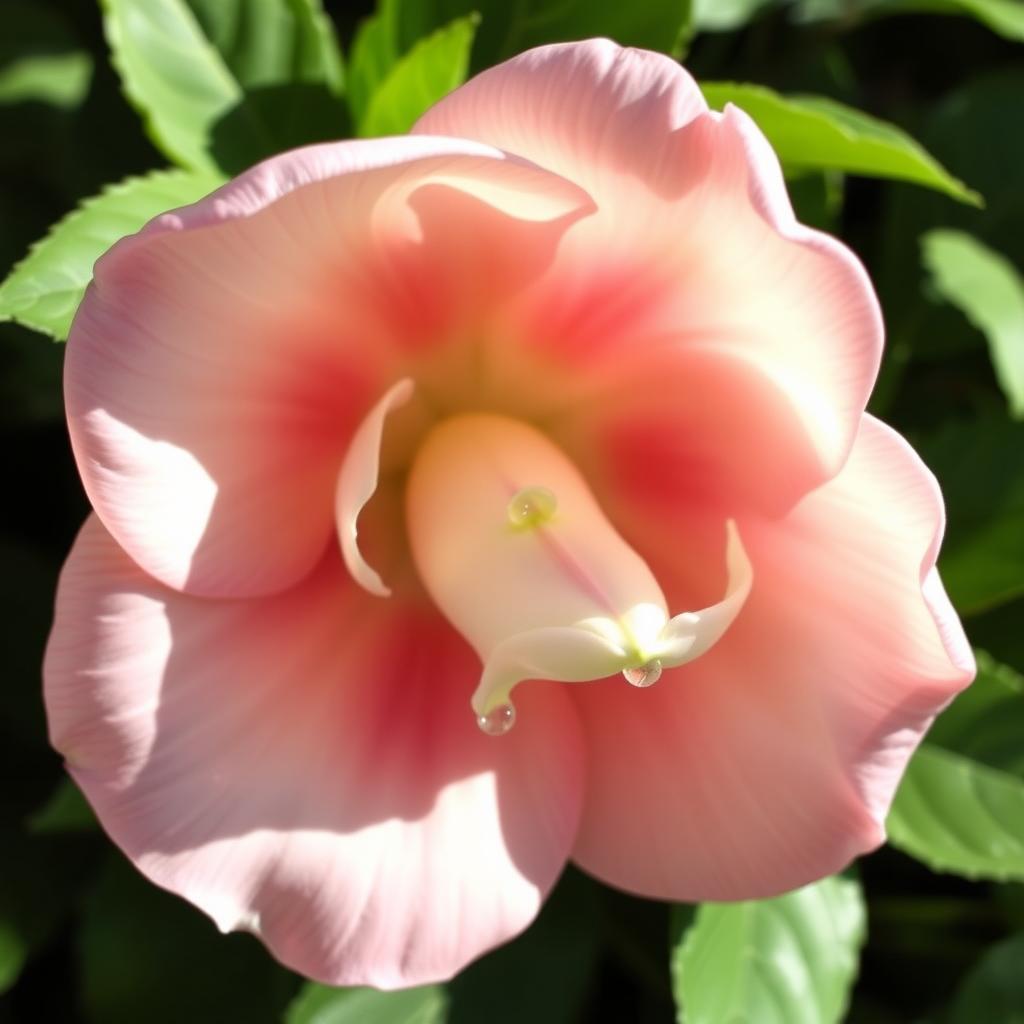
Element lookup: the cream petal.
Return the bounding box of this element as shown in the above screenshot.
[406,414,751,721]
[406,414,668,657]
[471,521,751,715]
[335,378,414,596]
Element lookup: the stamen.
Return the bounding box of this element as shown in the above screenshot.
[405,414,752,736]
[507,486,558,530]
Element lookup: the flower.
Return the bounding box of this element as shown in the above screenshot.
[44,39,973,988]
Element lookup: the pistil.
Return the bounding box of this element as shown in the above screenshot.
[404,413,752,734]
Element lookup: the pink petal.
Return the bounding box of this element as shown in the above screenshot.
[419,41,882,511]
[44,516,584,987]
[416,40,707,209]
[553,343,837,518]
[570,415,972,900]
[66,137,592,598]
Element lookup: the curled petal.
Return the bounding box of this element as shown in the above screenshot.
[44,516,585,987]
[474,626,630,718]
[656,520,752,662]
[335,378,414,596]
[472,521,752,714]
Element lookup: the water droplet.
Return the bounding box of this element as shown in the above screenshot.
[507,486,557,529]
[477,702,516,736]
[623,660,662,688]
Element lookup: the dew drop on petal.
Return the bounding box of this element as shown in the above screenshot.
[623,660,662,688]
[477,702,517,736]
[507,486,558,529]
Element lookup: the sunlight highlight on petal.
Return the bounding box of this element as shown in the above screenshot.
[335,378,414,596]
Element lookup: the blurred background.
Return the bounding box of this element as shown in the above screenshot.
[2,1,1023,1021]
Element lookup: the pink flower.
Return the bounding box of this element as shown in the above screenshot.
[45,40,973,987]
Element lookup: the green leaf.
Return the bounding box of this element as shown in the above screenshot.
[347,1,401,127]
[0,167,222,341]
[0,0,95,192]
[888,746,1024,881]
[888,655,1024,881]
[349,0,692,76]
[872,71,1024,373]
[0,917,26,995]
[100,0,347,174]
[0,51,92,109]
[919,415,1024,615]
[359,15,477,138]
[948,932,1024,1023]
[922,230,1024,418]
[28,777,97,834]
[693,0,774,31]
[701,82,982,205]
[285,983,448,1024]
[0,2,93,109]
[470,0,694,64]
[670,875,866,1024]
[187,0,344,95]
[898,0,1024,39]
[925,652,1024,774]
[796,0,1024,41]
[100,0,249,172]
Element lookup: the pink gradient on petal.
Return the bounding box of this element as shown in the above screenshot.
[763,416,974,825]
[44,516,585,988]
[571,648,884,900]
[570,416,972,901]
[67,141,593,599]
[689,104,884,468]
[419,42,881,510]
[538,106,881,505]
[553,343,831,517]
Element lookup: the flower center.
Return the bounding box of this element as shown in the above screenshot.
[403,412,752,735]
[334,382,751,736]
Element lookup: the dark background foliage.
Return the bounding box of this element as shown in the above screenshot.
[1,1,1023,1021]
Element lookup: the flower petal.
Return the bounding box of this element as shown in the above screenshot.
[552,343,835,520]
[44,515,585,987]
[67,137,593,598]
[416,40,707,210]
[419,41,882,510]
[335,377,414,596]
[570,415,972,900]
[470,521,752,716]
